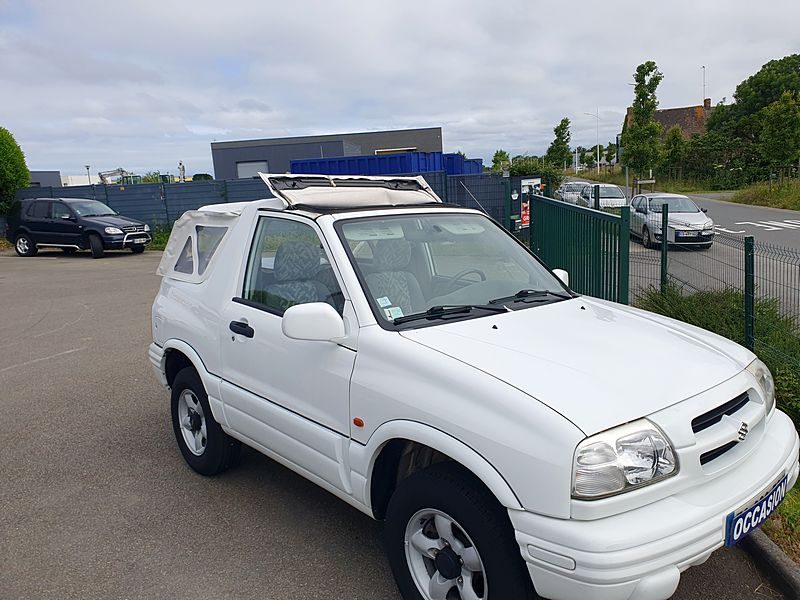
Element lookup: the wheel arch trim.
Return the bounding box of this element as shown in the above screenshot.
[159,339,226,425]
[359,420,523,513]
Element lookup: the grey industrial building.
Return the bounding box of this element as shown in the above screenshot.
[210,127,443,180]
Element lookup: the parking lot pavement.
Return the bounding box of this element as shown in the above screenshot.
[0,249,787,599]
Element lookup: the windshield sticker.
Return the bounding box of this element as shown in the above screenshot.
[344,223,404,241]
[377,296,392,307]
[384,306,404,320]
[439,222,485,235]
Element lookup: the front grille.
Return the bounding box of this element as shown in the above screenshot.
[691,392,749,433]
[700,441,738,465]
[122,225,144,233]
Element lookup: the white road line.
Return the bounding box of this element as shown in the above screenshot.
[0,347,87,375]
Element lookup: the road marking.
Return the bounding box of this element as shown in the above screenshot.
[717,227,746,234]
[733,220,800,232]
[0,347,87,375]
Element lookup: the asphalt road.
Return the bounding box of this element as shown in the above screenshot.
[0,249,788,599]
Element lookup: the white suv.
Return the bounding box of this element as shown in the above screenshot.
[150,174,798,600]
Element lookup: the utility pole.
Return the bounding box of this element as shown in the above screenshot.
[585,109,600,175]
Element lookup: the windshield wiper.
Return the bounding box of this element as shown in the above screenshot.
[393,304,507,325]
[488,289,573,305]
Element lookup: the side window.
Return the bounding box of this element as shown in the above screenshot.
[242,217,343,315]
[28,201,50,219]
[51,203,72,220]
[174,237,194,274]
[196,225,227,275]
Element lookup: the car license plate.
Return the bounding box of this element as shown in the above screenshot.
[725,474,788,546]
[133,238,147,244]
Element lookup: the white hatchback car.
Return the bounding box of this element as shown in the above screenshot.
[630,194,715,249]
[150,174,798,600]
[577,183,627,209]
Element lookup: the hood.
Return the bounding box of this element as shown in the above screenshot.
[81,214,143,228]
[650,211,711,229]
[400,297,752,435]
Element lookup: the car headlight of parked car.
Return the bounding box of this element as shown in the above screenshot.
[572,419,678,499]
[104,227,123,235]
[747,358,775,416]
[144,224,151,232]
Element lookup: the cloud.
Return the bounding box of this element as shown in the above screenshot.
[1,0,799,175]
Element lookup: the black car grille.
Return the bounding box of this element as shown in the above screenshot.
[122,225,145,233]
[700,441,739,465]
[691,392,750,434]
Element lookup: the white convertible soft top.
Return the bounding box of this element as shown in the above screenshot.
[156,207,240,282]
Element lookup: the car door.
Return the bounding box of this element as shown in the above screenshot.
[630,197,643,236]
[26,200,55,243]
[219,214,356,492]
[49,201,80,246]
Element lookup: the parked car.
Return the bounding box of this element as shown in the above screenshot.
[150,174,798,600]
[577,183,627,208]
[630,193,715,249]
[5,197,152,258]
[555,181,589,203]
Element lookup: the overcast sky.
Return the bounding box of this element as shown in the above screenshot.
[2,0,798,177]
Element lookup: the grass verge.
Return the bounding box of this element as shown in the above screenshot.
[148,226,171,251]
[0,238,12,251]
[637,284,800,562]
[730,179,800,211]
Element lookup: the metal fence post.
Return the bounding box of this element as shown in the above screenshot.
[619,206,630,305]
[744,236,755,351]
[593,184,600,210]
[660,205,669,293]
[503,178,512,231]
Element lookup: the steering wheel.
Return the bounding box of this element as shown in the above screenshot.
[443,268,486,294]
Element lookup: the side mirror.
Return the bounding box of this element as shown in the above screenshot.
[282,302,345,342]
[701,208,708,213]
[552,269,570,287]
[636,206,647,214]
[60,213,74,220]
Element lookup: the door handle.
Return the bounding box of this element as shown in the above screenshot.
[229,320,255,338]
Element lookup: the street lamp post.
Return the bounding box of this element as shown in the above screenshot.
[584,109,600,175]
[85,165,91,185]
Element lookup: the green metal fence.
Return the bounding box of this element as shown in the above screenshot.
[530,194,630,304]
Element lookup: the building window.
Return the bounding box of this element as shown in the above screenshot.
[236,161,269,179]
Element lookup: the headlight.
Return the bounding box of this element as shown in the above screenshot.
[144,224,151,232]
[572,419,678,500]
[703,222,714,230]
[105,227,123,235]
[747,358,775,416]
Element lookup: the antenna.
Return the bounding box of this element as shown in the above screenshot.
[702,65,706,104]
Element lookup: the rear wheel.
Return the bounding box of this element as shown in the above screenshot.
[88,233,105,258]
[131,244,145,254]
[170,367,240,476]
[385,462,537,600]
[14,233,37,257]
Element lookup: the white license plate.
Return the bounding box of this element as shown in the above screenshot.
[725,474,788,546]
[133,238,147,244]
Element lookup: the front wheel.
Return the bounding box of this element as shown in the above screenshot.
[170,367,240,476]
[385,462,537,600]
[89,233,105,258]
[642,226,653,249]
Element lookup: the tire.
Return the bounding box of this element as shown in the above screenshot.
[88,233,105,258]
[62,247,77,255]
[385,462,537,600]
[170,367,240,476]
[642,226,653,249]
[700,243,712,250]
[131,244,145,254]
[14,233,37,257]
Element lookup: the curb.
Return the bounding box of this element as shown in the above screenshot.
[741,529,800,597]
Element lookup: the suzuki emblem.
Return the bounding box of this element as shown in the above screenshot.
[737,422,749,442]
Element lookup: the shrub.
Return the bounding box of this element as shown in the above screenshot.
[0,126,30,214]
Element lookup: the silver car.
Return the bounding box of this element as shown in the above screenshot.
[630,193,715,249]
[577,183,627,208]
[555,181,590,203]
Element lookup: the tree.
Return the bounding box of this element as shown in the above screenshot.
[491,149,510,172]
[192,173,213,181]
[544,118,572,169]
[604,142,617,165]
[622,60,664,176]
[663,126,686,168]
[0,127,30,214]
[757,91,800,170]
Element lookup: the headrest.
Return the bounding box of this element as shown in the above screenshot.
[372,239,412,271]
[273,240,320,282]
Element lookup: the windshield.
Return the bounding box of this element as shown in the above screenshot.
[599,186,625,198]
[566,183,585,192]
[338,213,570,327]
[68,200,117,217]
[649,196,699,213]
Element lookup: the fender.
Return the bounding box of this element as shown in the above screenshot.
[355,419,523,511]
[158,338,227,426]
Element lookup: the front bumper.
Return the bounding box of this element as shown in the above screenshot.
[511,410,799,600]
[653,230,714,245]
[104,231,152,249]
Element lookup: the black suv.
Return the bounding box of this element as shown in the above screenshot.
[4,197,152,258]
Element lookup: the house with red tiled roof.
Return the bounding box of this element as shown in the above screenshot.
[624,98,714,139]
